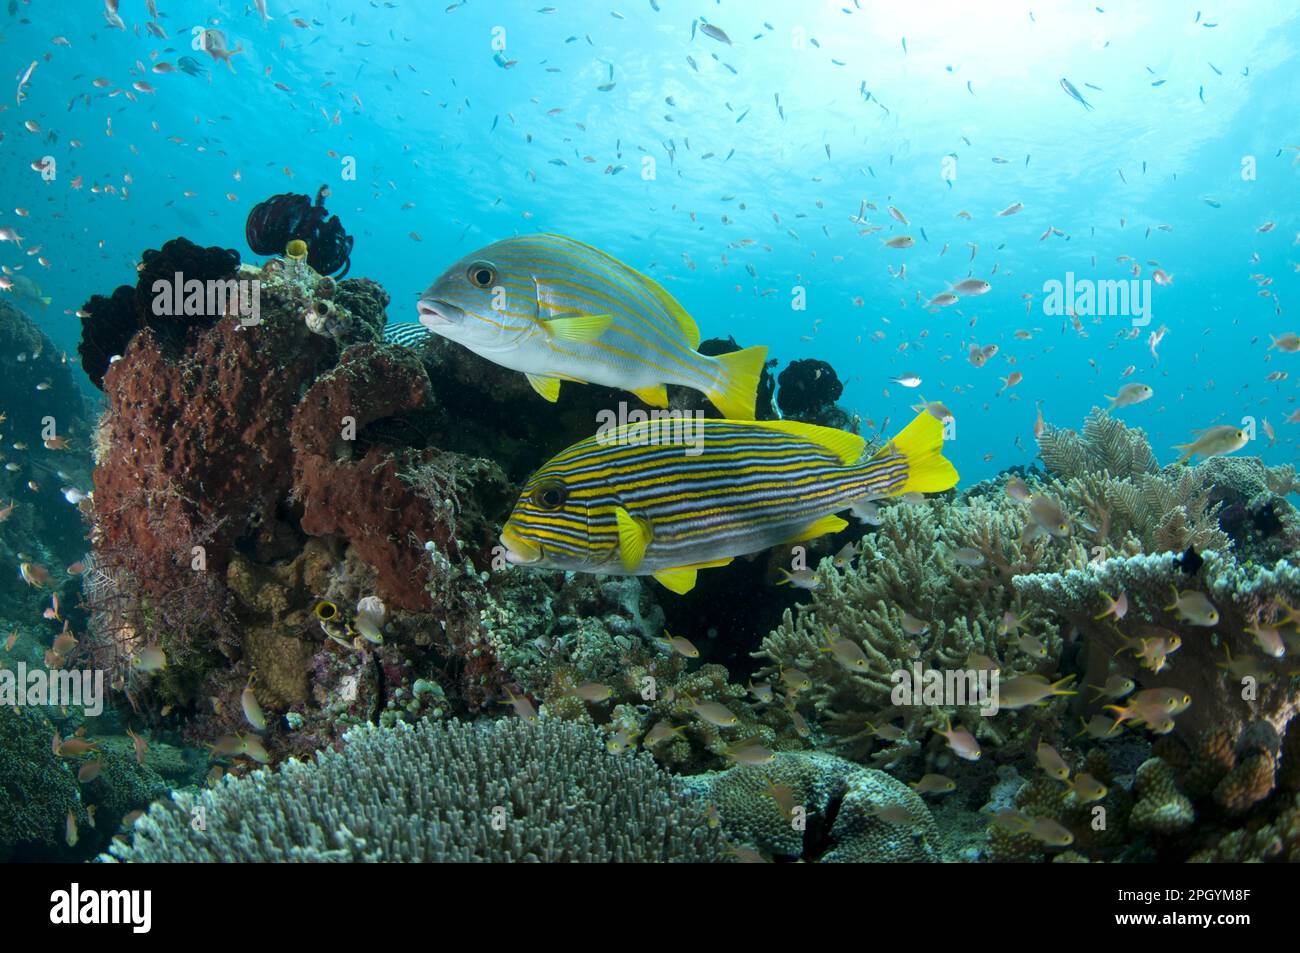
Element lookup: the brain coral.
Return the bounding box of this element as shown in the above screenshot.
[104,718,721,862]
[682,750,945,862]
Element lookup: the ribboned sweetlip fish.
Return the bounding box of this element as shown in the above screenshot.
[499,410,958,593]
[411,233,768,419]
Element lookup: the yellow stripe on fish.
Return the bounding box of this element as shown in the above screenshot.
[417,233,766,418]
[500,411,958,593]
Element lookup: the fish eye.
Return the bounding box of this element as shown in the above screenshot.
[531,481,568,510]
[466,260,497,289]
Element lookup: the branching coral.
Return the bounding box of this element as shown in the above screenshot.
[752,496,1076,766]
[1013,551,1298,742]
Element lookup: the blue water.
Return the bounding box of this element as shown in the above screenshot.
[4,0,1297,481]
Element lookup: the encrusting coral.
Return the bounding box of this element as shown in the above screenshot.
[682,750,944,861]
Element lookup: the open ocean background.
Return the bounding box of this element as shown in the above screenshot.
[3,0,1298,483]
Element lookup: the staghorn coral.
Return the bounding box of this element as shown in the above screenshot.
[752,494,1075,766]
[105,718,721,862]
[681,750,943,861]
[1037,408,1159,480]
[1034,408,1159,478]
[468,567,776,771]
[1036,409,1298,558]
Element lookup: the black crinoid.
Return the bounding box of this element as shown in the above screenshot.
[245,184,354,277]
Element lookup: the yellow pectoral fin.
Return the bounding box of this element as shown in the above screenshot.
[781,514,849,544]
[526,373,562,402]
[630,384,669,408]
[542,233,703,348]
[614,506,652,571]
[541,313,614,343]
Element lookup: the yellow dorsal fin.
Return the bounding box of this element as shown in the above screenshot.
[630,384,669,408]
[541,313,613,343]
[525,373,561,402]
[781,514,849,544]
[653,567,698,594]
[540,233,702,347]
[755,419,865,465]
[872,411,959,494]
[630,268,701,348]
[614,506,652,571]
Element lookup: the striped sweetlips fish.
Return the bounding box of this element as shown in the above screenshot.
[412,233,768,419]
[499,410,958,593]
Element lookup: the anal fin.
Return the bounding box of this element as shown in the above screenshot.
[651,557,733,595]
[653,567,698,594]
[630,384,669,408]
[526,373,562,402]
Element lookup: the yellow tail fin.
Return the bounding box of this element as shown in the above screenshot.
[873,411,959,495]
[706,345,767,420]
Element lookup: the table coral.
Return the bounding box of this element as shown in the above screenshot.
[104,718,721,862]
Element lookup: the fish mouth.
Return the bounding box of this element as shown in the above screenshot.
[416,298,463,327]
[499,525,542,565]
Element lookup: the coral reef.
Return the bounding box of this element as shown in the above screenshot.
[105,718,721,862]
[0,707,86,862]
[62,218,1295,867]
[0,708,164,862]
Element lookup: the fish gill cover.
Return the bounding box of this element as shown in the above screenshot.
[0,0,1296,874]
